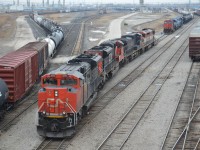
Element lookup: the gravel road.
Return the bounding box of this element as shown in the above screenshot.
[98,12,138,44]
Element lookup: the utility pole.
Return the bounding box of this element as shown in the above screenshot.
[63,0,65,7]
[189,0,191,10]
[17,0,19,6]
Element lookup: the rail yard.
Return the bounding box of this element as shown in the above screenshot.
[0,4,200,150]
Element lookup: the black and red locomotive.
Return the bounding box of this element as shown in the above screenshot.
[36,28,156,138]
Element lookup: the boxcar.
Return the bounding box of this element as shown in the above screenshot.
[19,42,49,76]
[189,26,200,61]
[0,51,38,103]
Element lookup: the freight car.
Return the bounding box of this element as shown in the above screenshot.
[182,13,193,24]
[195,10,200,16]
[189,24,200,61]
[0,12,64,105]
[36,28,156,138]
[0,79,8,119]
[31,12,64,57]
[0,42,48,103]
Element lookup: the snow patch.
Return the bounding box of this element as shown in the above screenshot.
[89,37,99,42]
[50,55,76,63]
[175,35,180,38]
[61,21,70,24]
[91,30,106,34]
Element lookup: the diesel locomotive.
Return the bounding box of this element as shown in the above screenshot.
[36,28,156,138]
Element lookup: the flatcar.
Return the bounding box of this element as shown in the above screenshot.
[36,28,156,138]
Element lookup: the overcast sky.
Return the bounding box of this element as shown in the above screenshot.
[0,0,200,4]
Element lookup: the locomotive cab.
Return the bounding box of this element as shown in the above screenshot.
[37,73,83,138]
[164,20,174,33]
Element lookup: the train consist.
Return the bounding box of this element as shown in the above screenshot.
[189,22,200,61]
[163,13,193,34]
[31,12,64,57]
[0,14,64,117]
[36,28,156,138]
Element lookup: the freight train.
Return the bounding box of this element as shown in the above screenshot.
[31,12,64,57]
[36,28,156,138]
[0,13,64,112]
[163,14,193,34]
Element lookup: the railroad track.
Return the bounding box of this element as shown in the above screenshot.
[96,28,192,150]
[56,13,101,56]
[26,17,49,38]
[71,15,101,56]
[161,63,200,150]
[0,84,40,131]
[0,13,99,133]
[34,17,199,150]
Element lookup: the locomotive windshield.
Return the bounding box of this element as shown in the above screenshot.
[43,78,57,85]
[60,78,77,85]
[164,20,172,24]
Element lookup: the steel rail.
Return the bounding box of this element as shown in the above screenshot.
[97,43,189,150]
[61,17,198,150]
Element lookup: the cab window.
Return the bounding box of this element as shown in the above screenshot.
[60,79,77,85]
[43,78,57,85]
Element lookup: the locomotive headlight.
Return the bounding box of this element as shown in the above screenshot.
[42,111,46,115]
[62,111,66,116]
[55,90,58,97]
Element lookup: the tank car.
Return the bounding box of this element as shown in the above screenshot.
[0,78,8,119]
[37,54,103,138]
[32,13,64,57]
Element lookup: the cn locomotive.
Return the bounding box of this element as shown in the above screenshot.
[36,28,156,138]
[163,14,193,34]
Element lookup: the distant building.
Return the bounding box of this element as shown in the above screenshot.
[10,5,24,11]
